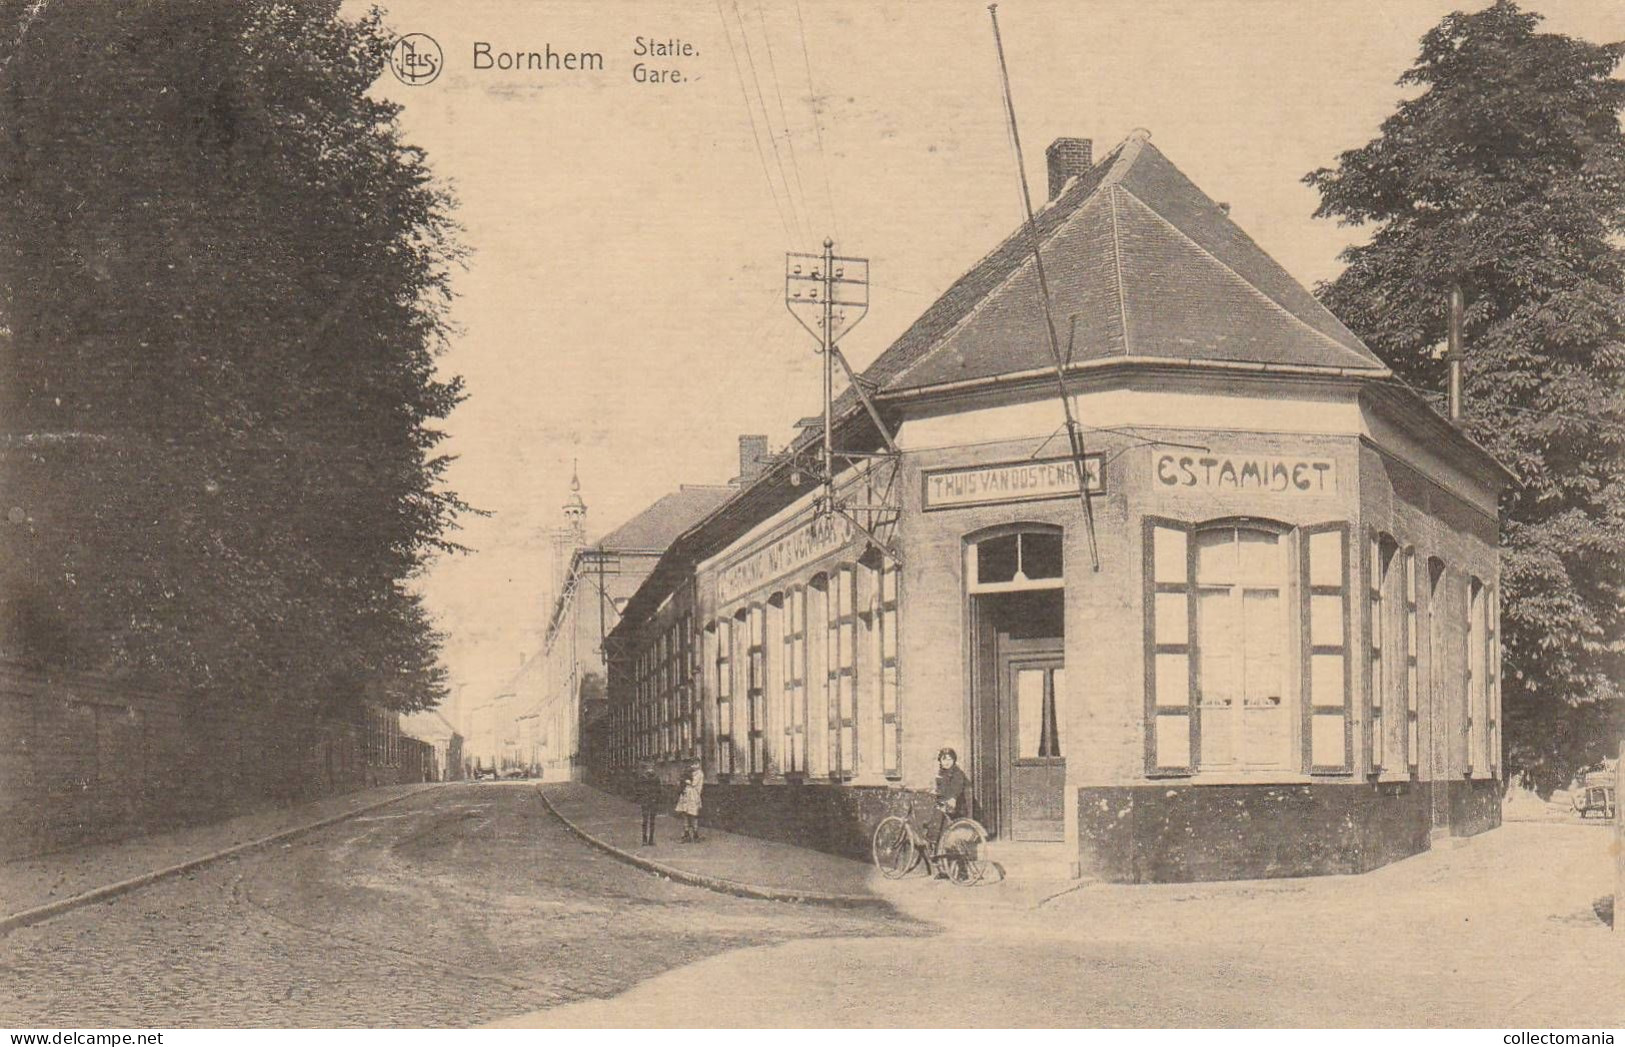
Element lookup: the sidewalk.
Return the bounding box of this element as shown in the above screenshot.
[1,782,440,931]
[537,782,884,906]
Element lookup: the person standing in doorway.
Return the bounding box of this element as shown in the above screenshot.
[675,759,705,842]
[635,762,662,847]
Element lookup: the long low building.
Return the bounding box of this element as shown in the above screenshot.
[595,132,1514,883]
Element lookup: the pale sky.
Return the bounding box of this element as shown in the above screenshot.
[354,0,1625,722]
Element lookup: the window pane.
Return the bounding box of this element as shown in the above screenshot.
[1153,527,1188,585]
[881,614,897,658]
[1155,713,1190,768]
[838,570,855,615]
[1154,653,1189,709]
[881,567,898,603]
[1022,532,1063,579]
[1017,668,1045,758]
[840,726,855,771]
[880,665,898,715]
[1237,529,1281,585]
[839,622,854,667]
[1310,594,1343,647]
[1309,530,1343,588]
[1312,712,1345,767]
[1244,702,1288,767]
[1201,698,1236,767]
[882,726,898,771]
[838,674,854,719]
[1154,592,1188,646]
[1196,589,1237,704]
[977,534,1020,584]
[1242,589,1283,707]
[1195,529,1236,584]
[1310,653,1344,708]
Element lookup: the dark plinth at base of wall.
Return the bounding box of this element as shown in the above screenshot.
[594,775,937,864]
[1077,779,1502,883]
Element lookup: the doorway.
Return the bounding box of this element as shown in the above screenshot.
[971,588,1066,841]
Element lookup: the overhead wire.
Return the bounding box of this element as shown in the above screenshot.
[792,0,840,242]
[716,0,796,243]
[732,0,808,243]
[756,2,813,243]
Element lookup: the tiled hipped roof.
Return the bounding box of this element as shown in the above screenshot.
[610,133,1420,637]
[868,133,1386,394]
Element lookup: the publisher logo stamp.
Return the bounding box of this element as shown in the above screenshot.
[389,33,443,86]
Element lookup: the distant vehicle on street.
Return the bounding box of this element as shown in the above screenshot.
[503,767,530,780]
[1570,768,1616,819]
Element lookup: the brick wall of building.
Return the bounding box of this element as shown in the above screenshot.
[0,663,434,861]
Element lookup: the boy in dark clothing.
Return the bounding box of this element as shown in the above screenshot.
[634,763,662,846]
[933,747,972,847]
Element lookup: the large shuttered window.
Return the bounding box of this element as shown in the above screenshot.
[1146,519,1296,775]
[782,588,807,774]
[746,605,766,777]
[714,618,735,776]
[1366,533,1399,775]
[1196,526,1289,769]
[806,576,829,778]
[826,565,858,778]
[1488,585,1500,778]
[1303,524,1352,773]
[1468,578,1485,777]
[1145,520,1195,774]
[1404,549,1419,775]
[877,562,901,778]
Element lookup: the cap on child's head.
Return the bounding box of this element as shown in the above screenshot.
[937,747,958,763]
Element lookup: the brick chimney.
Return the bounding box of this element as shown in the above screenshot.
[733,434,770,486]
[1045,137,1093,200]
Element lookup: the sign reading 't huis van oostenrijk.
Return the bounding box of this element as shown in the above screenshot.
[717,511,857,605]
[922,455,1105,511]
[1154,452,1337,495]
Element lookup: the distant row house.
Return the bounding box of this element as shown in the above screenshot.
[592,131,1513,883]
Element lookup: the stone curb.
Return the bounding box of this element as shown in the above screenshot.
[534,785,888,910]
[0,783,442,936]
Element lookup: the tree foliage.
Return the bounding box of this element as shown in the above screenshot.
[0,1,468,714]
[1306,0,1625,793]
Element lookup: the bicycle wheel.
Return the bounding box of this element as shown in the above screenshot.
[938,818,989,886]
[872,816,919,879]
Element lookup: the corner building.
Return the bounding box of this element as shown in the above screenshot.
[601,132,1513,882]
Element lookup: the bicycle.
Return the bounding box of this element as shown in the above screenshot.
[871,798,991,886]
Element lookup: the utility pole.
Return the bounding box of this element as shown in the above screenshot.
[785,241,871,517]
[988,3,1102,571]
[823,238,835,516]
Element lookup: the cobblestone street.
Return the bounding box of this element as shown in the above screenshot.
[0,784,925,1027]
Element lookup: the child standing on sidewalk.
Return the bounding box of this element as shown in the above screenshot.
[675,759,704,842]
[635,762,663,847]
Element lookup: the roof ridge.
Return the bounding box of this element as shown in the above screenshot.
[1108,185,1132,358]
[1114,184,1388,373]
[887,187,1124,389]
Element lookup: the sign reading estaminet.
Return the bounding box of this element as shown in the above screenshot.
[923,455,1104,511]
[1154,452,1337,495]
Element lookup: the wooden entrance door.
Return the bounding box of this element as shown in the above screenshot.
[1002,639,1065,841]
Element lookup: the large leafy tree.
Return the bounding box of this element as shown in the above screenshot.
[1306,0,1625,794]
[0,2,467,714]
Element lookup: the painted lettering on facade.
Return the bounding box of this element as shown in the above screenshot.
[1154,452,1337,495]
[923,456,1104,511]
[717,512,857,605]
